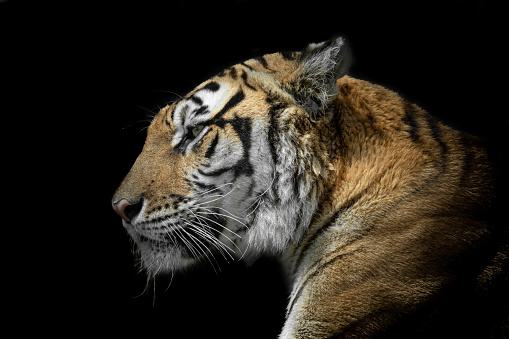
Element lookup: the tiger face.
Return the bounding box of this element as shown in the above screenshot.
[112,38,351,273]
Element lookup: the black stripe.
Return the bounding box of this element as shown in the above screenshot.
[246,178,256,198]
[229,116,253,176]
[201,115,254,177]
[426,115,448,173]
[294,191,364,274]
[201,81,220,92]
[211,90,245,122]
[266,97,285,201]
[267,97,282,167]
[198,166,232,177]
[426,115,444,146]
[255,56,271,70]
[281,51,298,60]
[189,95,203,105]
[241,71,256,91]
[240,62,254,71]
[287,192,365,316]
[192,181,216,192]
[170,105,177,122]
[193,105,209,117]
[171,104,189,129]
[402,100,421,143]
[204,133,219,158]
[287,250,353,325]
[229,67,237,79]
[175,138,191,155]
[191,128,212,153]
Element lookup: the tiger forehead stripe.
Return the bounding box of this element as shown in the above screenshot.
[209,90,244,122]
[171,82,230,126]
[168,81,223,123]
[200,81,220,92]
[169,81,247,151]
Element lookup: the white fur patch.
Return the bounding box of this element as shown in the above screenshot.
[172,83,230,148]
[244,106,318,256]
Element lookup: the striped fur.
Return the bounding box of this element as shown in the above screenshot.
[112,38,505,337]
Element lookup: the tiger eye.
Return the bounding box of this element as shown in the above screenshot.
[191,124,205,137]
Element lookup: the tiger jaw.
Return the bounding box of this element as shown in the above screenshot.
[120,188,251,272]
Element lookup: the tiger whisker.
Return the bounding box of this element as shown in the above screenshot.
[181,219,235,262]
[132,265,153,298]
[246,169,277,217]
[193,182,234,198]
[173,219,221,274]
[186,215,241,252]
[181,225,221,274]
[185,207,235,253]
[162,224,180,247]
[194,186,237,206]
[195,206,249,229]
[170,222,201,259]
[188,237,220,274]
[237,239,251,262]
[155,89,183,100]
[164,271,175,293]
[136,105,160,119]
[185,206,232,246]
[170,222,201,261]
[246,198,263,218]
[189,213,243,240]
[129,239,150,277]
[195,209,245,226]
[194,194,227,205]
[183,210,242,257]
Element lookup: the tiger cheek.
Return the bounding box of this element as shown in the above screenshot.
[186,129,217,168]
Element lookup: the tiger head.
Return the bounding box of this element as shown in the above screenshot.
[112,37,351,273]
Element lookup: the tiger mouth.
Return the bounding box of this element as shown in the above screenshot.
[131,216,229,258]
[134,224,213,245]
[136,233,175,247]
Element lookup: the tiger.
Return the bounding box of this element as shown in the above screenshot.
[112,37,507,338]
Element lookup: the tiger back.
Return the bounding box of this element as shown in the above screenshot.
[112,37,507,338]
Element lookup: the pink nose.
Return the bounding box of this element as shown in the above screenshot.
[112,199,132,223]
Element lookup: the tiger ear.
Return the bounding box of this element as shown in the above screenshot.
[289,37,352,116]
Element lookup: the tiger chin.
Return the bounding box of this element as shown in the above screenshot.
[112,37,507,338]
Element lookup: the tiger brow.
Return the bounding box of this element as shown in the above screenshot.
[210,90,245,123]
[178,104,189,124]
[189,95,203,105]
[169,102,181,122]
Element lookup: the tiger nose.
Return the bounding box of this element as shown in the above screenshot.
[112,199,132,223]
[112,199,144,223]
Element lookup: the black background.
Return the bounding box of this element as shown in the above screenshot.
[4,0,507,337]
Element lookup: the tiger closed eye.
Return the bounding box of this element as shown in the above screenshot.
[191,124,205,137]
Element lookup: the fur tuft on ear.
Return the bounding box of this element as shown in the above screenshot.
[290,37,352,116]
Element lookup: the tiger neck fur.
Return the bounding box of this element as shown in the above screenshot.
[256,75,435,285]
